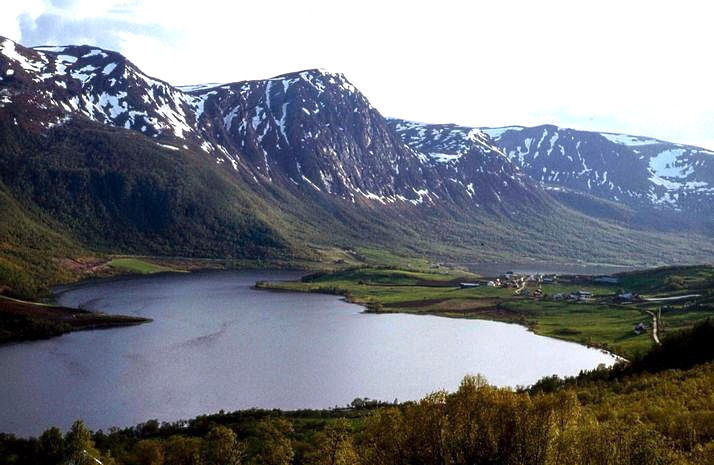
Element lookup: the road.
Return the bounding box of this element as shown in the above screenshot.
[645,310,661,345]
[643,294,701,302]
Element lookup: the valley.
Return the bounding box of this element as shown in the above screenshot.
[1,32,713,465]
[1,36,714,303]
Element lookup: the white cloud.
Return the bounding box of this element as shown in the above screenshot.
[6,0,714,149]
[0,0,45,41]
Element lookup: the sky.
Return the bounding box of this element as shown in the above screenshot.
[2,0,713,149]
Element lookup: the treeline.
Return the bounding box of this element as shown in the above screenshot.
[2,367,711,465]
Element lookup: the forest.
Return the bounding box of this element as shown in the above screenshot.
[1,320,712,465]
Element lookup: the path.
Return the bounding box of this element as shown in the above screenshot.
[645,310,661,345]
[643,294,700,302]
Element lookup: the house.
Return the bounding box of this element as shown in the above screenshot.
[487,280,497,287]
[553,293,565,300]
[617,292,635,301]
[571,290,593,302]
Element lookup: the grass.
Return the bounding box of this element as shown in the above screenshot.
[617,265,714,294]
[498,300,650,356]
[258,265,714,359]
[108,257,177,274]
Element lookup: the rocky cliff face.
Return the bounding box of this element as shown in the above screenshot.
[0,37,544,212]
[482,125,714,219]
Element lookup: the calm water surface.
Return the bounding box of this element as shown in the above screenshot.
[0,270,617,436]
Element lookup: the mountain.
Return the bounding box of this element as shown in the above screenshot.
[480,125,714,232]
[0,38,537,210]
[1,36,713,295]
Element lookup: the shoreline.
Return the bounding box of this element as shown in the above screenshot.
[0,294,152,345]
[255,281,629,362]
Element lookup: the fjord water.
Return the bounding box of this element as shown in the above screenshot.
[0,271,617,436]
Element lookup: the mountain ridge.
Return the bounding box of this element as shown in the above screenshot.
[1,36,713,297]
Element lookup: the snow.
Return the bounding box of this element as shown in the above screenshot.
[481,126,524,139]
[600,132,661,146]
[102,63,117,75]
[5,69,14,76]
[430,153,462,163]
[223,105,241,131]
[157,143,179,151]
[188,90,216,121]
[82,49,108,58]
[251,106,264,130]
[177,83,225,92]
[299,71,327,94]
[277,102,290,144]
[546,132,559,156]
[648,149,689,178]
[97,91,128,118]
[302,175,322,191]
[33,45,67,53]
[155,100,192,138]
[57,54,78,64]
[281,77,297,93]
[1,39,45,72]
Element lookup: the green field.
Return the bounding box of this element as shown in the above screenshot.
[108,257,177,274]
[258,265,714,359]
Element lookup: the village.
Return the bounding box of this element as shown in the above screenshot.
[458,272,659,336]
[458,271,641,301]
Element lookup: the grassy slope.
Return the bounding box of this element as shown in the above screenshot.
[107,257,177,274]
[259,265,714,359]
[0,182,86,298]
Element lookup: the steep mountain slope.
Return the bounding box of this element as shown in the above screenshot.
[1,35,713,296]
[481,125,714,231]
[0,36,535,210]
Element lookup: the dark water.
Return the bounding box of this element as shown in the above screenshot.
[0,270,617,437]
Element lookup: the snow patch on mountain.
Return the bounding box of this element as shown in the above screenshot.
[600,132,662,146]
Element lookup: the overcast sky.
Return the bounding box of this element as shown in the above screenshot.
[3,0,713,149]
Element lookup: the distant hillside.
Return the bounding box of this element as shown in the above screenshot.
[482,124,714,233]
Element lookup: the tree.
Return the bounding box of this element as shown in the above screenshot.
[359,408,407,465]
[309,418,359,465]
[253,417,294,465]
[202,425,244,465]
[164,436,203,465]
[38,427,65,465]
[134,439,165,465]
[64,420,101,465]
